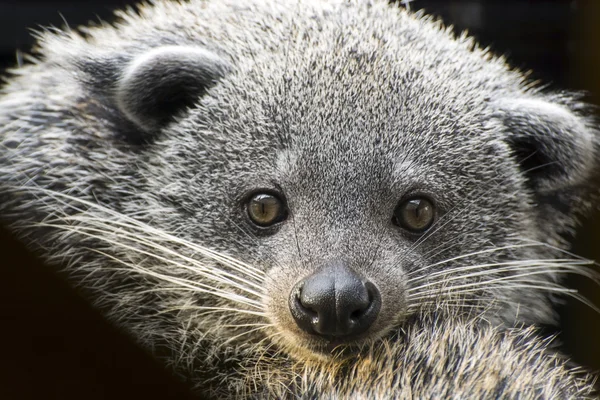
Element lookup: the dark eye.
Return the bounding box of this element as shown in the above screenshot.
[247,193,287,227]
[393,197,435,233]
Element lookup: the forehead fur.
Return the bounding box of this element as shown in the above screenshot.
[37,0,525,129]
[93,0,526,173]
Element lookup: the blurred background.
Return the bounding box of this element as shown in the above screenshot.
[0,0,599,398]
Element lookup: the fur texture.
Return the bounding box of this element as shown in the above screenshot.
[249,311,597,399]
[0,0,599,397]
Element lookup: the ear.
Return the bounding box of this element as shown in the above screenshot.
[494,98,598,191]
[113,46,231,138]
[494,97,599,227]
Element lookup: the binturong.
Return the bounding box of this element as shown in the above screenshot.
[0,0,599,397]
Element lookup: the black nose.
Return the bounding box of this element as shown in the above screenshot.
[289,262,381,338]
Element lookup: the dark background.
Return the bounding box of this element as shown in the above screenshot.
[0,1,599,399]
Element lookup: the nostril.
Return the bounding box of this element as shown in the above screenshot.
[350,282,378,321]
[350,309,363,321]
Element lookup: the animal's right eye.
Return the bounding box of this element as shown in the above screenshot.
[246,193,288,227]
[392,197,435,233]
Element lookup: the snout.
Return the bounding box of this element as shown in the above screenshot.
[288,262,381,339]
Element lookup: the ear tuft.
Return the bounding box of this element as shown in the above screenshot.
[115,46,231,137]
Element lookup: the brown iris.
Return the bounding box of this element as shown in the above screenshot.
[393,197,435,233]
[247,193,287,227]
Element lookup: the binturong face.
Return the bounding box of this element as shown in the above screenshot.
[164,40,597,359]
[137,33,597,359]
[0,0,598,365]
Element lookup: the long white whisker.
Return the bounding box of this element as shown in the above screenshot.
[166,305,268,318]
[78,219,265,290]
[91,248,264,310]
[218,323,275,329]
[421,237,464,260]
[409,276,575,298]
[407,243,543,277]
[45,214,266,282]
[39,222,266,299]
[408,285,574,305]
[517,237,599,264]
[17,186,265,278]
[407,259,595,288]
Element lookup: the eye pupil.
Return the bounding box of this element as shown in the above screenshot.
[394,197,435,233]
[247,193,287,227]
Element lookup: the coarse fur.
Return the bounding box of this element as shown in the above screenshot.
[248,310,597,399]
[0,0,599,397]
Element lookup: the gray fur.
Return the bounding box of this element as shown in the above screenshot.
[0,0,599,397]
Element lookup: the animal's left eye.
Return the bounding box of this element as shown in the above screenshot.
[246,193,287,227]
[392,197,435,233]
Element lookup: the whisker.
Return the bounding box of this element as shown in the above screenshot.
[53,214,266,282]
[517,237,600,264]
[16,186,266,278]
[178,307,267,321]
[39,222,266,299]
[90,248,264,310]
[408,278,575,299]
[407,259,596,288]
[218,323,275,329]
[160,304,268,318]
[407,243,544,277]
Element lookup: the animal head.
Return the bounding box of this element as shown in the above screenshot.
[1,0,598,362]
